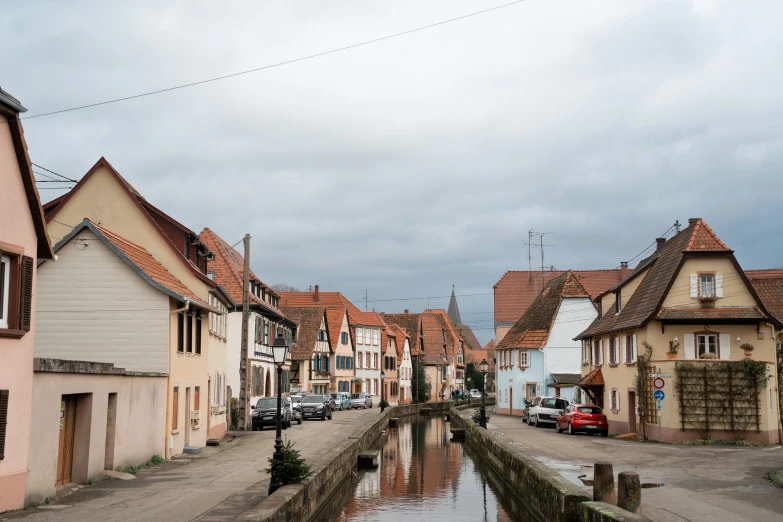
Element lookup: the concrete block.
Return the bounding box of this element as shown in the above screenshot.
[420,408,432,415]
[389,418,399,427]
[358,450,379,468]
[183,445,202,455]
[102,470,135,481]
[450,428,465,440]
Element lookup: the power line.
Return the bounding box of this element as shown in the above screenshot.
[31,162,79,183]
[14,0,528,123]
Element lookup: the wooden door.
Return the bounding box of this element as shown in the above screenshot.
[56,396,76,487]
[628,391,637,433]
[509,387,513,414]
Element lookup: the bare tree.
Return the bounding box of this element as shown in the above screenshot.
[271,283,300,292]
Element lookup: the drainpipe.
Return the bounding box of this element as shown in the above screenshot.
[165,299,190,459]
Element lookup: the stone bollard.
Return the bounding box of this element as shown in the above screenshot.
[593,462,616,505]
[617,471,642,514]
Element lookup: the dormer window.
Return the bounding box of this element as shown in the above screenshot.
[318,330,327,342]
[700,274,715,298]
[615,290,622,314]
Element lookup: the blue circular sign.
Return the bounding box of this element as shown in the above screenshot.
[653,390,665,401]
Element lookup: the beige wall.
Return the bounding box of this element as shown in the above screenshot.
[331,312,353,391]
[206,326,227,441]
[495,325,511,344]
[663,258,756,308]
[35,229,170,373]
[26,371,166,505]
[0,114,41,512]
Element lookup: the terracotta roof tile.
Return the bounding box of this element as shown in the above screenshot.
[579,367,604,387]
[277,291,386,328]
[749,274,783,324]
[684,219,732,252]
[657,307,766,321]
[380,313,422,354]
[324,307,348,351]
[747,269,783,280]
[281,306,327,360]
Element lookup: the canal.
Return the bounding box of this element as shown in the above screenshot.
[314,414,539,522]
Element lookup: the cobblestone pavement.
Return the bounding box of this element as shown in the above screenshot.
[1,407,379,522]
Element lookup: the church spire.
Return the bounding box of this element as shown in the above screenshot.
[447,285,461,325]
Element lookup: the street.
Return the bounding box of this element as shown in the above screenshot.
[478,412,783,522]
[1,407,379,522]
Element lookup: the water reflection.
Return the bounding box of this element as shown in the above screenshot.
[315,415,536,522]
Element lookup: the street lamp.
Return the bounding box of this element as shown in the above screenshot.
[467,375,472,407]
[380,370,386,413]
[479,358,488,429]
[268,328,290,495]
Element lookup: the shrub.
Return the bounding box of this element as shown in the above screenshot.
[265,439,312,485]
[471,408,490,425]
[380,399,390,409]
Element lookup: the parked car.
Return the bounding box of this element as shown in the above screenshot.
[252,397,291,430]
[556,404,608,436]
[350,392,373,409]
[330,392,351,411]
[469,389,482,399]
[286,396,302,425]
[521,399,533,423]
[527,396,569,427]
[300,394,333,421]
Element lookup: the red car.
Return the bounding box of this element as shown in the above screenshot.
[555,404,608,437]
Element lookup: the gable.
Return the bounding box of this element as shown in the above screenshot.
[663,257,756,308]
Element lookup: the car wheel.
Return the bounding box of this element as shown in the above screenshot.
[567,422,574,435]
[298,417,302,425]
[601,431,608,438]
[257,425,263,431]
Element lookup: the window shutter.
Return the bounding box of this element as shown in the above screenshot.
[19,256,33,331]
[598,339,604,365]
[716,274,724,298]
[684,334,695,359]
[719,333,731,360]
[535,383,542,396]
[172,387,178,430]
[632,334,638,363]
[617,391,621,411]
[690,274,698,298]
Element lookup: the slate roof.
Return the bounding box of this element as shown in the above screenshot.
[550,373,582,386]
[578,368,604,387]
[447,286,461,325]
[748,271,783,324]
[281,306,326,360]
[657,307,766,322]
[52,220,213,310]
[455,323,482,352]
[576,219,779,339]
[380,313,422,354]
[496,271,591,350]
[324,307,348,351]
[494,269,622,324]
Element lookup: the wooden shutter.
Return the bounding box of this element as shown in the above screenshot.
[690,274,698,298]
[684,334,695,359]
[195,315,202,355]
[632,334,638,362]
[195,386,200,410]
[716,274,724,298]
[172,387,179,430]
[19,256,33,331]
[598,339,604,365]
[719,333,731,360]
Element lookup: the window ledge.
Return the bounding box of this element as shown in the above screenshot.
[625,362,636,366]
[609,363,619,368]
[171,429,180,435]
[517,366,528,370]
[611,409,619,415]
[0,328,25,339]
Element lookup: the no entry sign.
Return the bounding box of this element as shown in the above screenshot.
[653,377,665,390]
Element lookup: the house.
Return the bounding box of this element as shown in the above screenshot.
[199,228,294,422]
[495,271,596,415]
[419,311,451,400]
[42,158,226,456]
[575,219,783,443]
[0,87,55,512]
[279,286,383,402]
[748,269,783,343]
[426,308,465,397]
[381,323,399,405]
[281,307,331,394]
[494,268,624,344]
[205,284,232,442]
[387,323,413,404]
[32,219,223,497]
[325,307,354,394]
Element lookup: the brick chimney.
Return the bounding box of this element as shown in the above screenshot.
[404,309,409,314]
[656,238,666,250]
[620,261,630,280]
[313,284,319,303]
[688,217,701,225]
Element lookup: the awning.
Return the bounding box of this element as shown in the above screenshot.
[578,368,604,388]
[547,373,582,388]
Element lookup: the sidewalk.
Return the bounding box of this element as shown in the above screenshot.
[1,408,378,522]
[463,410,783,522]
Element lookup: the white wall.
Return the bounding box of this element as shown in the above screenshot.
[35,229,170,373]
[544,297,595,375]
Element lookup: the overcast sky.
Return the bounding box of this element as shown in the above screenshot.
[5,0,782,344]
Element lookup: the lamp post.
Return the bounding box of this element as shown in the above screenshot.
[268,328,290,495]
[380,370,386,413]
[467,375,472,407]
[479,358,488,429]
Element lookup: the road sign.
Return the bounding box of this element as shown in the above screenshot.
[656,400,662,410]
[653,377,665,390]
[649,373,672,378]
[653,390,665,401]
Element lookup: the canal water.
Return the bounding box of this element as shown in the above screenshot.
[314,415,539,522]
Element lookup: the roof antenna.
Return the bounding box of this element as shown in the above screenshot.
[674,220,681,233]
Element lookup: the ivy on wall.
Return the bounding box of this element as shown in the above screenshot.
[634,341,655,440]
[675,361,770,440]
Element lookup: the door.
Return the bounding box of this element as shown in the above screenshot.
[185,388,191,445]
[509,386,513,413]
[628,391,637,433]
[56,395,77,487]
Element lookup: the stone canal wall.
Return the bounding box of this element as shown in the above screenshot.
[238,401,453,522]
[450,410,650,522]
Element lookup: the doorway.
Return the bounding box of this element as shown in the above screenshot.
[56,395,77,486]
[509,386,513,414]
[628,391,637,433]
[104,393,117,471]
[185,387,191,445]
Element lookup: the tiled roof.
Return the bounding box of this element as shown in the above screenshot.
[427,309,460,356]
[384,323,409,359]
[419,312,448,361]
[54,220,211,309]
[278,290,385,327]
[550,373,582,386]
[749,273,783,324]
[657,307,766,321]
[447,287,462,325]
[380,313,422,354]
[494,269,622,324]
[324,307,348,351]
[281,306,326,360]
[576,219,744,339]
[578,367,604,387]
[455,324,482,351]
[496,271,591,350]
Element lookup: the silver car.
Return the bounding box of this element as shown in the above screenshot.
[528,396,569,427]
[350,392,372,409]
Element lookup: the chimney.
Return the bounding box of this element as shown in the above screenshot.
[656,238,666,250]
[688,217,701,225]
[404,309,409,314]
[620,261,630,280]
[313,284,319,303]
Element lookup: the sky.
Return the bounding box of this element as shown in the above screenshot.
[4,0,782,344]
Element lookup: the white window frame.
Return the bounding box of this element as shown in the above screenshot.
[700,274,715,298]
[609,337,618,365]
[518,350,530,367]
[357,327,364,345]
[697,334,717,357]
[373,329,379,346]
[0,255,9,329]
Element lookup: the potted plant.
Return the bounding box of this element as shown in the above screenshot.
[667,340,680,359]
[741,343,754,360]
[700,352,718,360]
[699,295,717,307]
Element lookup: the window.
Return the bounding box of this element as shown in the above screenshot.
[172,387,179,430]
[373,330,379,346]
[341,332,348,345]
[186,313,193,353]
[0,255,8,329]
[609,338,617,365]
[264,319,270,345]
[593,340,602,365]
[625,335,635,363]
[357,353,362,369]
[526,383,536,398]
[195,314,202,355]
[177,313,185,353]
[700,274,715,298]
[357,327,364,344]
[518,350,529,367]
[318,329,327,341]
[366,352,371,368]
[697,334,717,357]
[616,290,621,313]
[0,253,32,333]
[610,389,620,411]
[194,386,200,411]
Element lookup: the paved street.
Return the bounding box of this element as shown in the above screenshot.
[1,407,378,522]
[474,411,783,522]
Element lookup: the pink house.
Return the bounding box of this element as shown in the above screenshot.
[0,87,54,511]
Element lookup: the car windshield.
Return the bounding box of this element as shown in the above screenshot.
[256,398,276,409]
[330,393,341,399]
[302,395,324,404]
[541,398,569,409]
[291,396,302,403]
[578,406,602,414]
[351,394,363,399]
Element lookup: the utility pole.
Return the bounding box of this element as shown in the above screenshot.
[364,289,368,312]
[238,234,251,431]
[528,229,533,283]
[674,220,681,233]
